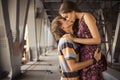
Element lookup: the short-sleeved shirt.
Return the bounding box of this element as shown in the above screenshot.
[58,37,79,80]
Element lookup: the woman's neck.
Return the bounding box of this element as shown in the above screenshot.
[75,12,83,20]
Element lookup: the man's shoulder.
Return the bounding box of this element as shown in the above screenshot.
[58,36,74,47]
[59,35,72,43]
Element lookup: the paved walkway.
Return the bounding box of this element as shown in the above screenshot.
[19,49,61,80]
[15,49,119,80]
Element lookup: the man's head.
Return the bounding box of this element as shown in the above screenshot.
[51,16,73,41]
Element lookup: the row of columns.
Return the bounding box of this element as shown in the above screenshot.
[0,0,55,79]
[98,9,120,63]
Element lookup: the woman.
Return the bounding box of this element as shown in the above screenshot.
[59,1,104,80]
[51,16,101,80]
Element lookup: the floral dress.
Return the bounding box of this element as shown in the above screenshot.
[77,15,104,80]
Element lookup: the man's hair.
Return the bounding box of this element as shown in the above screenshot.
[50,16,66,41]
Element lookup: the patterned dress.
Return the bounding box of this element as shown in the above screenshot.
[77,15,104,80]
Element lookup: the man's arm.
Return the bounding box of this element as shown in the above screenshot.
[65,48,101,72]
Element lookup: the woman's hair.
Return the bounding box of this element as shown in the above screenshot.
[50,16,66,41]
[59,1,81,14]
[73,19,79,36]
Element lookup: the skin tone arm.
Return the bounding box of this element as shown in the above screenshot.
[65,13,101,45]
[65,48,101,72]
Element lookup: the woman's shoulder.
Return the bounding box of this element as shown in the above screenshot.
[82,12,93,18]
[78,12,92,21]
[79,12,90,15]
[82,12,96,22]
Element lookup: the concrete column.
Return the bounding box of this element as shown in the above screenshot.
[0,0,13,79]
[35,18,42,60]
[7,0,30,79]
[99,9,111,62]
[112,13,120,63]
[8,0,17,42]
[34,0,44,57]
[27,0,37,61]
[19,0,30,43]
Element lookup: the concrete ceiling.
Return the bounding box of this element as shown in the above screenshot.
[39,0,120,22]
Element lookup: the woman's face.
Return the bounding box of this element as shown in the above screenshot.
[59,18,73,33]
[60,11,76,24]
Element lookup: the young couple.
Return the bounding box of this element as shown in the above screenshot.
[51,1,104,80]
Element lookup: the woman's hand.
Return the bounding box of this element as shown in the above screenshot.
[94,48,101,62]
[63,34,74,40]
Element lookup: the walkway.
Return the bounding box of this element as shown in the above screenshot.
[12,49,119,80]
[18,49,60,80]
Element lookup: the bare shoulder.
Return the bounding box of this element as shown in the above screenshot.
[84,13,94,19]
[83,12,96,22]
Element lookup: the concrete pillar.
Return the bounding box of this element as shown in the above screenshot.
[99,9,111,62]
[112,13,120,63]
[35,18,42,60]
[19,0,30,43]
[0,0,13,79]
[27,0,37,61]
[7,0,30,79]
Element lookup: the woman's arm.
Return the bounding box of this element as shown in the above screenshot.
[65,13,101,45]
[82,13,101,44]
[66,48,101,72]
[60,38,101,72]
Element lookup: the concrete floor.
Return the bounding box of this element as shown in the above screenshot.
[10,49,120,80]
[19,49,61,80]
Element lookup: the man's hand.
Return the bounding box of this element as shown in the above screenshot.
[94,48,101,62]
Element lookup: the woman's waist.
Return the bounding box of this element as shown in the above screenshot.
[80,45,97,48]
[80,45,97,53]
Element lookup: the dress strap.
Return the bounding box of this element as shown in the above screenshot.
[79,14,84,23]
[81,14,84,21]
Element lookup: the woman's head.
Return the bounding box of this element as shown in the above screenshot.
[59,1,80,22]
[51,16,74,41]
[59,1,80,14]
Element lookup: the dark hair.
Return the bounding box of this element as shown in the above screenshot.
[59,1,81,14]
[50,16,66,41]
[73,19,79,36]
